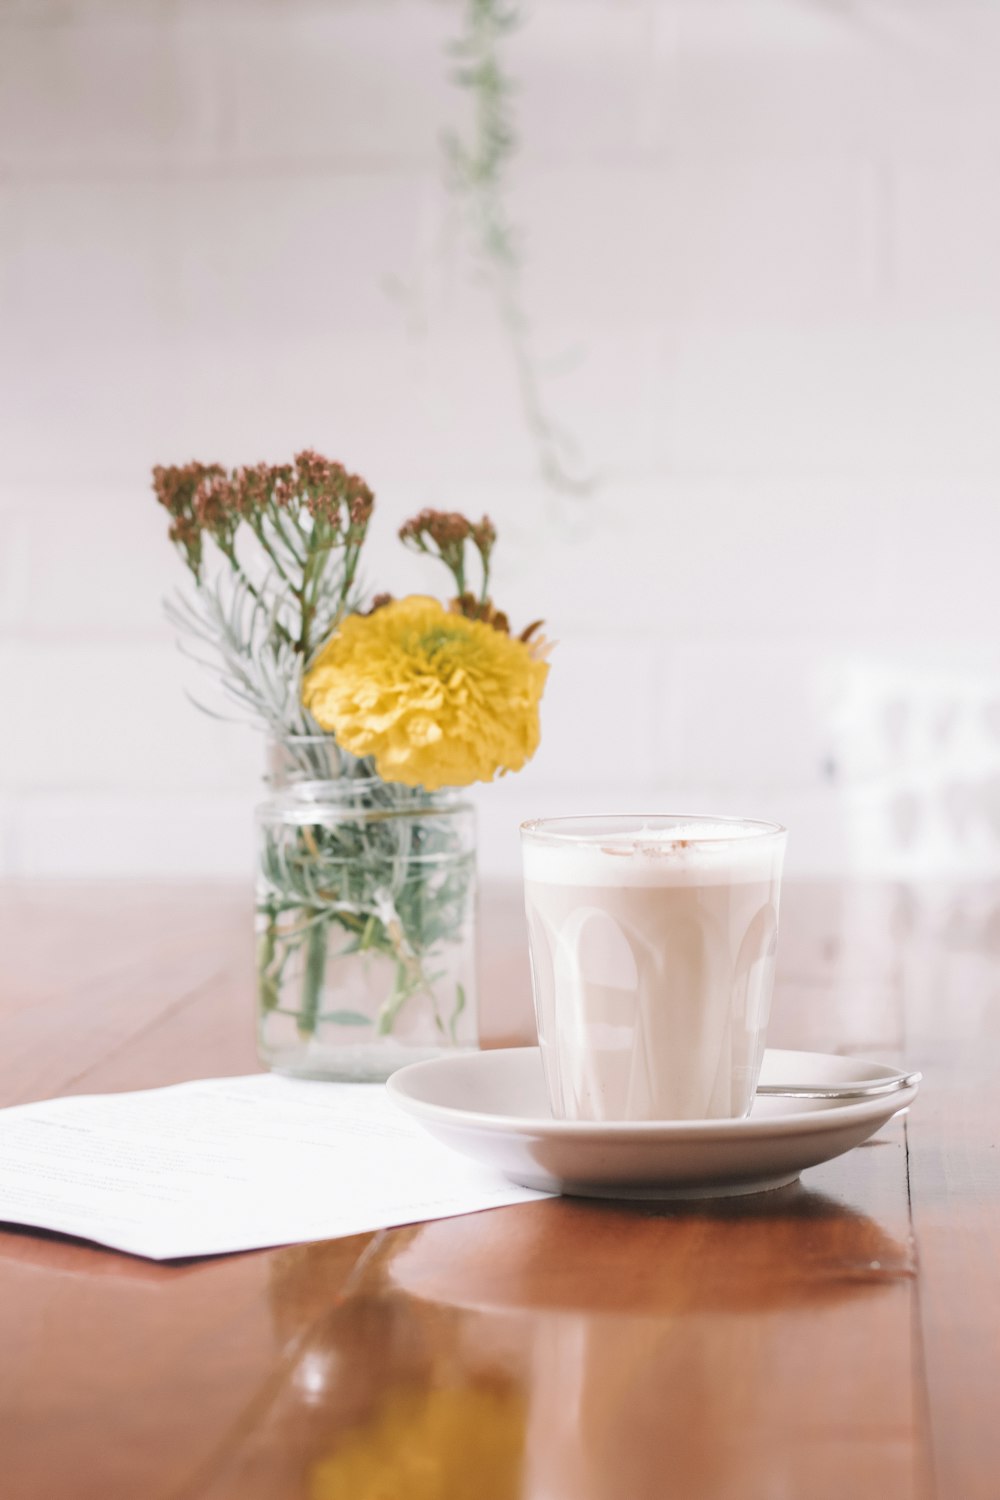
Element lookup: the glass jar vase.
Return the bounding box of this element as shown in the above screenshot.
[255,772,478,1081]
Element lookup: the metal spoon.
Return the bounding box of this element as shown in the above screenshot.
[756,1070,922,1101]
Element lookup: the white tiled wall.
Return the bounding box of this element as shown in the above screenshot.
[3,0,1000,881]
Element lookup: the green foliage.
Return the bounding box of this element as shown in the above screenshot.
[153,456,480,1049]
[443,0,591,494]
[257,794,474,1040]
[166,569,322,739]
[153,453,374,733]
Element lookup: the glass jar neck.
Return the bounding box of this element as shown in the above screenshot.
[267,734,366,789]
[265,736,469,808]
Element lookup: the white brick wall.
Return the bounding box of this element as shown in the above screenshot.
[3,0,1000,881]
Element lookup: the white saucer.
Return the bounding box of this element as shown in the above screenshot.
[387,1047,919,1200]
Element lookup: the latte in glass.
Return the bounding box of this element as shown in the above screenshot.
[521,816,786,1122]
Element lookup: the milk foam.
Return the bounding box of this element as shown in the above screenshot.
[521,821,783,887]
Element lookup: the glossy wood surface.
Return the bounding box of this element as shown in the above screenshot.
[0,879,997,1499]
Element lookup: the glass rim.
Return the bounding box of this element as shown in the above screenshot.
[519,813,786,847]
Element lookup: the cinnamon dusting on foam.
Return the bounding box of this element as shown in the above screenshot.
[524,823,783,888]
[600,842,686,859]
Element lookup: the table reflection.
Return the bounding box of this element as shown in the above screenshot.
[263,1188,911,1499]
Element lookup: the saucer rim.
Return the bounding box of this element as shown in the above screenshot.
[387,1045,920,1142]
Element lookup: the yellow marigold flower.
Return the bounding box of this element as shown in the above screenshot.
[303,595,548,790]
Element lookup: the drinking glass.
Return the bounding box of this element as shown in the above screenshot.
[520,815,786,1121]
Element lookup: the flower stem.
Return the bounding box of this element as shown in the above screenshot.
[299,919,328,1038]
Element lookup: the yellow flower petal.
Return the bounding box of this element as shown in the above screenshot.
[303,595,549,789]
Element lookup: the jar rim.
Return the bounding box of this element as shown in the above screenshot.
[257,779,472,823]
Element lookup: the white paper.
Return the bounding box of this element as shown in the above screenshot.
[0,1074,549,1260]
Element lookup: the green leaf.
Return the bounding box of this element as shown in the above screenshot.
[258,976,280,1013]
[320,1010,372,1027]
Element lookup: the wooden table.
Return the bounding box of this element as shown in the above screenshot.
[0,878,997,1500]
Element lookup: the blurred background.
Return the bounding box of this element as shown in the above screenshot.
[3,0,1000,884]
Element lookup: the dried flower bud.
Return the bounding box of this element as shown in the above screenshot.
[152,462,224,519]
[306,491,343,527]
[347,486,375,535]
[267,465,294,510]
[231,464,273,517]
[194,474,237,540]
[168,515,200,550]
[294,449,344,494]
[153,449,378,627]
[365,592,394,615]
[519,619,554,661]
[471,516,497,557]
[398,515,421,547]
[450,593,510,634]
[399,508,472,550]
[152,461,227,576]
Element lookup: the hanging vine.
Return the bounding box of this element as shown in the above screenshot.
[442,0,593,495]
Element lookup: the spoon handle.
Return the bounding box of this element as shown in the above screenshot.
[756,1070,922,1100]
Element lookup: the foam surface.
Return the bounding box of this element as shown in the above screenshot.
[522,822,785,887]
